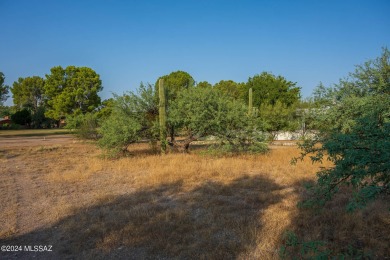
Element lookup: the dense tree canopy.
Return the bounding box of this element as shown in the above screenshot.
[11,108,31,126]
[245,72,300,107]
[154,71,195,142]
[0,105,14,118]
[196,81,212,89]
[11,76,45,111]
[154,71,194,101]
[0,72,10,105]
[213,80,244,100]
[44,66,103,119]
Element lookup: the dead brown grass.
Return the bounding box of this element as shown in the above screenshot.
[0,141,389,259]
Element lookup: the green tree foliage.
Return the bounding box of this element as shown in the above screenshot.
[96,98,114,120]
[98,85,268,156]
[11,76,45,111]
[98,111,142,156]
[154,71,195,101]
[155,71,195,141]
[334,48,390,99]
[0,72,10,105]
[11,109,31,126]
[214,80,245,99]
[295,48,390,210]
[169,87,268,153]
[31,106,54,128]
[0,105,14,118]
[311,82,335,106]
[196,81,212,89]
[65,113,100,140]
[11,76,49,128]
[44,66,103,119]
[245,72,300,107]
[98,83,159,156]
[259,101,298,140]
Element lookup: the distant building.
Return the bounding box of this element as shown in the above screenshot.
[0,115,12,127]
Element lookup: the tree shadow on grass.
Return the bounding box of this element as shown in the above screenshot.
[279,180,390,259]
[1,175,285,259]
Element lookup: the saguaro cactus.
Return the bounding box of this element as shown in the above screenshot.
[248,88,253,116]
[159,79,167,153]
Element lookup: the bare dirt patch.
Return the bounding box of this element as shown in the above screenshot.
[0,134,75,148]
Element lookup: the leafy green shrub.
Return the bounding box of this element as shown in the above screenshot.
[169,87,268,153]
[0,123,21,130]
[294,48,390,210]
[65,113,99,140]
[97,84,159,157]
[98,111,142,156]
[295,97,390,211]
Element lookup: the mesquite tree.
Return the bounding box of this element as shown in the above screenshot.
[169,87,267,153]
[294,48,390,211]
[98,83,158,157]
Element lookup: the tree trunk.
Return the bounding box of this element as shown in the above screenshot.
[170,125,175,142]
[172,135,197,153]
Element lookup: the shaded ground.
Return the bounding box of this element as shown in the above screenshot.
[0,136,389,259]
[1,175,285,259]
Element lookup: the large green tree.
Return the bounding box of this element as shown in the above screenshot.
[11,76,51,128]
[245,72,300,107]
[214,80,245,100]
[154,70,195,101]
[295,48,390,210]
[11,76,45,111]
[0,72,10,105]
[155,71,195,141]
[44,66,103,119]
[196,81,212,89]
[243,73,301,139]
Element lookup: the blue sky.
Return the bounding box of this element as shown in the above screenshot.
[1,0,389,105]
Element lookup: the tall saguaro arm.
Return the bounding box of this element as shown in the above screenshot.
[159,79,167,153]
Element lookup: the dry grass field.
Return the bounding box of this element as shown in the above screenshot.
[0,136,389,259]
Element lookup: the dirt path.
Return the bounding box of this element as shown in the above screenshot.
[0,135,76,234]
[0,135,77,259]
[0,134,75,148]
